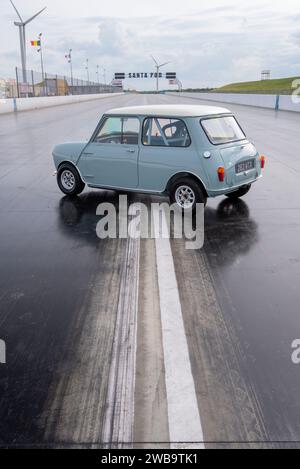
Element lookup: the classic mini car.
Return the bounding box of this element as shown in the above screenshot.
[52,104,265,209]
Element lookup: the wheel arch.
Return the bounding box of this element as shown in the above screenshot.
[57,160,85,183]
[165,172,208,197]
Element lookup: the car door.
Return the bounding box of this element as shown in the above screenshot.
[79,116,140,189]
[138,117,193,191]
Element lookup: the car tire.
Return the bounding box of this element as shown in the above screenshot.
[57,164,85,196]
[226,184,251,199]
[169,178,207,210]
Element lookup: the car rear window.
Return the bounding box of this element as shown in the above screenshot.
[201,116,245,145]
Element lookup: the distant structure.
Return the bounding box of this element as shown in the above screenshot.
[261,70,271,81]
[150,55,171,92]
[0,77,18,98]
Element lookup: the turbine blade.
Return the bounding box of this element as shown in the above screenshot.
[150,55,158,66]
[159,61,171,68]
[24,7,46,25]
[10,0,23,23]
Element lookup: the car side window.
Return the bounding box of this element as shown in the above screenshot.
[142,117,191,147]
[94,117,122,144]
[122,118,140,145]
[94,117,140,145]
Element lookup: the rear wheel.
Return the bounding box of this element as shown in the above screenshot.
[226,184,251,199]
[57,164,85,196]
[169,178,207,210]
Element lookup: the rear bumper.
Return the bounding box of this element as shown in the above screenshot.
[207,174,262,198]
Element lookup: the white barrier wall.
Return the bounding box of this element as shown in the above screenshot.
[279,95,300,112]
[0,99,15,114]
[167,92,300,113]
[0,93,124,115]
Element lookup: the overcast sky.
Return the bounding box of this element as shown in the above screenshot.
[1,0,300,89]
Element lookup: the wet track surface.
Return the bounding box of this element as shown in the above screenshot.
[0,93,300,447]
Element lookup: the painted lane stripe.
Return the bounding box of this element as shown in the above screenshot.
[153,208,205,449]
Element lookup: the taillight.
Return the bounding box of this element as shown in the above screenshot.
[260,155,266,169]
[217,166,225,182]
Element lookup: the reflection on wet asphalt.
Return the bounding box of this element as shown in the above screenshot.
[1,92,300,447]
[205,199,259,267]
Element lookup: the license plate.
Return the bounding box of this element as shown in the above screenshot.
[236,159,255,174]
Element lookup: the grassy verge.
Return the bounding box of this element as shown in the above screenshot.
[215,77,300,95]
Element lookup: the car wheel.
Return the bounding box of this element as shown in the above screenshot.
[170,178,207,210]
[57,164,85,196]
[226,184,251,199]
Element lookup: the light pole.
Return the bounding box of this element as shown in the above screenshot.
[96,65,101,92]
[10,0,46,84]
[69,49,73,88]
[65,49,73,89]
[85,59,90,83]
[102,67,106,86]
[36,33,45,95]
[37,34,44,80]
[150,55,171,92]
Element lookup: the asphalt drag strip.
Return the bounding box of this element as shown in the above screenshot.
[170,238,272,449]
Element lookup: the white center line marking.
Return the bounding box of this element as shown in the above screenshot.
[153,208,205,449]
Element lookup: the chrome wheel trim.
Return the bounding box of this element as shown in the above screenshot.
[175,185,196,209]
[61,170,75,190]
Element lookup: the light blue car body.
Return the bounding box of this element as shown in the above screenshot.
[52,104,262,198]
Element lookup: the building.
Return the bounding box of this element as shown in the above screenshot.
[0,78,18,98]
[45,78,69,96]
[0,79,6,98]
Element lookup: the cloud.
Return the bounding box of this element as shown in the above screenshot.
[1,1,300,89]
[97,18,132,56]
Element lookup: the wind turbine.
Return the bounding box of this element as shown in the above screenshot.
[10,0,46,83]
[151,55,171,92]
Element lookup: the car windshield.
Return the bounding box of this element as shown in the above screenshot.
[201,116,245,145]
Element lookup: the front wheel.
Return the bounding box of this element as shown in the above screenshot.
[169,178,207,210]
[226,184,251,199]
[57,164,85,196]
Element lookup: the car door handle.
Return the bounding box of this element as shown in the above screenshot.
[82,152,93,156]
[126,149,136,153]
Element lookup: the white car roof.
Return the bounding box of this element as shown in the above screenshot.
[106,104,231,118]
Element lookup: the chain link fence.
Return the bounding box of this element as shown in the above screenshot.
[10,68,120,98]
